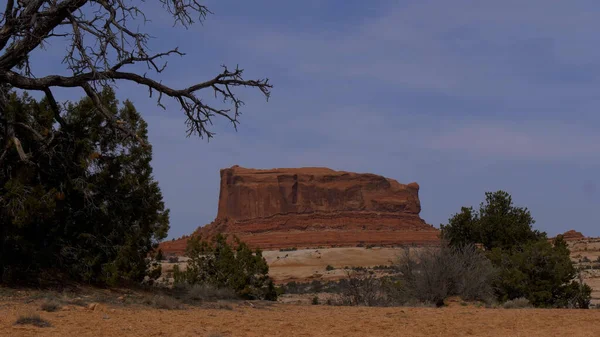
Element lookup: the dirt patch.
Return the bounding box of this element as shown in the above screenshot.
[1,299,600,337]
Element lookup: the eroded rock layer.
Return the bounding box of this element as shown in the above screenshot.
[160,166,439,254]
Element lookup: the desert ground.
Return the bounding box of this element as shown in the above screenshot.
[2,240,600,336]
[162,243,600,306]
[2,297,600,337]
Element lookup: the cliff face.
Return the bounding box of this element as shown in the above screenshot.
[160,166,439,254]
[217,166,422,221]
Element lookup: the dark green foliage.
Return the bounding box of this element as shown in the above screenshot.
[312,296,319,305]
[488,236,591,308]
[440,191,544,250]
[175,234,277,300]
[441,191,591,308]
[0,89,169,285]
[155,249,164,262]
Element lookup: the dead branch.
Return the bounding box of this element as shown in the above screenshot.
[0,1,272,140]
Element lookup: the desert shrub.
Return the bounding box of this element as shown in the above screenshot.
[581,256,591,263]
[14,313,51,327]
[312,296,319,305]
[185,284,237,302]
[351,266,368,272]
[395,244,495,306]
[168,256,179,263]
[146,295,182,310]
[441,190,591,308]
[488,237,591,308]
[325,265,335,271]
[502,297,531,309]
[310,280,323,293]
[338,270,391,306]
[40,299,61,312]
[176,234,277,301]
[155,249,164,262]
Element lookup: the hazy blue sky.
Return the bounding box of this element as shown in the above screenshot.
[32,1,600,238]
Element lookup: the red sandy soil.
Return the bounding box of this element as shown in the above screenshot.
[2,300,600,337]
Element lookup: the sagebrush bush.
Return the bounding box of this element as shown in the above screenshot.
[14,313,51,327]
[186,284,237,302]
[395,244,496,306]
[40,299,61,312]
[502,297,531,309]
[147,295,182,310]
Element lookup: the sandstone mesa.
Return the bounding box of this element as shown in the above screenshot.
[161,166,439,254]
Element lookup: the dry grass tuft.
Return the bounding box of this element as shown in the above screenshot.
[14,312,52,327]
[502,297,531,309]
[40,299,61,312]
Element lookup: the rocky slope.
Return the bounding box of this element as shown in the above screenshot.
[161,166,439,254]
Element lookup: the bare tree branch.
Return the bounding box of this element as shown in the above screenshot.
[0,1,272,139]
[43,87,67,128]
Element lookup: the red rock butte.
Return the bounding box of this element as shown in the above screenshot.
[160,166,440,254]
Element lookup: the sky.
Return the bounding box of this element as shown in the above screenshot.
[27,0,600,239]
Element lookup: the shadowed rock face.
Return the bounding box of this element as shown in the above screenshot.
[160,166,439,254]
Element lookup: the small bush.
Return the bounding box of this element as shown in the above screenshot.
[168,256,179,263]
[502,297,531,309]
[147,295,182,310]
[40,299,61,312]
[14,313,52,327]
[312,296,319,305]
[395,244,495,306]
[186,284,237,302]
[179,235,277,301]
[155,249,164,261]
[325,265,335,271]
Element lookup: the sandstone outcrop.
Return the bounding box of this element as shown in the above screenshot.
[160,166,439,254]
[561,230,585,241]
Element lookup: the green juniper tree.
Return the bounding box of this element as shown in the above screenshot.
[0,88,169,285]
[441,191,591,308]
[175,234,277,300]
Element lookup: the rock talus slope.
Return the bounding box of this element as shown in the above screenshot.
[161,166,439,253]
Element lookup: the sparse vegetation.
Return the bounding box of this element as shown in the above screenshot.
[145,295,182,310]
[40,299,61,312]
[173,234,277,301]
[441,191,592,308]
[280,247,298,252]
[394,244,495,306]
[502,297,531,309]
[325,265,335,271]
[14,313,52,328]
[182,284,237,302]
[312,296,319,305]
